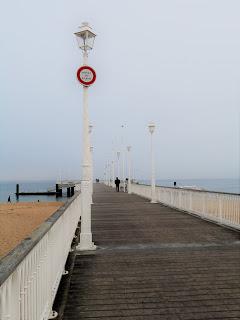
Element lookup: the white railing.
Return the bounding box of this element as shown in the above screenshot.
[131,183,240,229]
[0,192,81,320]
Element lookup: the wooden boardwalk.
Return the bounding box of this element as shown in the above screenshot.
[60,184,240,320]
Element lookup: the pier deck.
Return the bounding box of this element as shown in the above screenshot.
[60,184,240,320]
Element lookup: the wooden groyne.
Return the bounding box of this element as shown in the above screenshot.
[15,182,78,198]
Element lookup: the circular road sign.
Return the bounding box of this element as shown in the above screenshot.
[77,66,96,86]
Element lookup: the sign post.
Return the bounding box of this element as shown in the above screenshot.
[75,23,97,251]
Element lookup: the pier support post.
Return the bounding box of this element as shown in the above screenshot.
[67,187,71,197]
[16,184,19,200]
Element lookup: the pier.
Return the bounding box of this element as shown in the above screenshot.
[58,184,240,319]
[1,183,239,319]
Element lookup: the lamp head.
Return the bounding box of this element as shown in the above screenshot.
[148,122,155,134]
[74,22,96,51]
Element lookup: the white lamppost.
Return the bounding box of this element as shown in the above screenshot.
[148,122,157,203]
[105,163,108,185]
[106,161,111,186]
[127,146,132,194]
[90,146,93,199]
[75,22,96,251]
[104,168,106,185]
[108,161,111,186]
[117,151,120,178]
[122,149,125,192]
[89,124,93,199]
[111,160,115,188]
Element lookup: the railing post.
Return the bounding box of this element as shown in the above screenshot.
[219,195,223,224]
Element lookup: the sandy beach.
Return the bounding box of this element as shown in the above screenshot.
[0,202,63,259]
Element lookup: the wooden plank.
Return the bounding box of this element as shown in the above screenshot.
[60,184,240,320]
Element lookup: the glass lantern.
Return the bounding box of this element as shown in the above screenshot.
[148,123,155,134]
[74,22,96,51]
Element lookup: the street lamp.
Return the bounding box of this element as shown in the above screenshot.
[108,161,111,186]
[74,22,96,54]
[127,146,132,194]
[90,146,93,201]
[111,160,115,188]
[148,122,157,203]
[117,151,120,178]
[89,124,93,202]
[75,22,96,251]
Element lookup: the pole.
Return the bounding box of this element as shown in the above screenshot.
[122,149,125,192]
[105,163,108,185]
[108,161,111,186]
[150,132,156,203]
[111,160,115,188]
[117,152,120,178]
[127,147,131,194]
[77,50,96,251]
[90,146,93,200]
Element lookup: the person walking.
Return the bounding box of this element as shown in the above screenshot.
[115,177,120,192]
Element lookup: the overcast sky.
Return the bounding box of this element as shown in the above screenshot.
[0,0,239,181]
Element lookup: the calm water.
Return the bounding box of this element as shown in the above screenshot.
[0,178,239,203]
[0,181,68,203]
[138,178,240,194]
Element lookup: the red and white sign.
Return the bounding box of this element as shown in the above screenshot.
[77,66,96,86]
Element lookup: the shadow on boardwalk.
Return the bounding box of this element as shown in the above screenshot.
[59,183,240,320]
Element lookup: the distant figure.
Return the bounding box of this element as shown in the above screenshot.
[115,177,120,192]
[7,195,11,203]
[37,200,40,202]
[125,178,128,192]
[174,181,177,187]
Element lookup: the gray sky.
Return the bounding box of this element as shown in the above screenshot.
[0,0,239,181]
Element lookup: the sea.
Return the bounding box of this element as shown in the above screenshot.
[138,178,240,195]
[0,181,66,203]
[0,178,239,203]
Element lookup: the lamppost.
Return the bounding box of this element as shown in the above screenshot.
[75,22,96,251]
[121,125,125,191]
[89,124,93,200]
[90,146,93,201]
[104,167,106,185]
[117,151,120,178]
[107,161,110,186]
[127,146,132,194]
[111,160,115,188]
[108,161,111,186]
[148,122,157,203]
[105,163,108,185]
